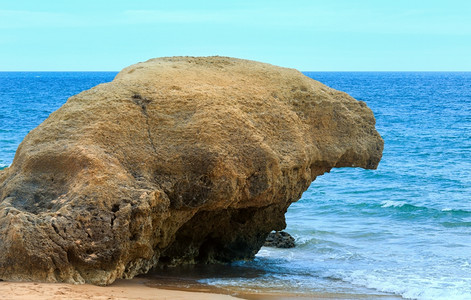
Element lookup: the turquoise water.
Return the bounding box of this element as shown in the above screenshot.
[1,72,470,299]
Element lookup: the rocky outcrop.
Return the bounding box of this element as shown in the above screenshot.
[0,56,383,285]
[264,231,295,248]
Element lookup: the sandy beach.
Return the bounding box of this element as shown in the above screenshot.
[0,277,404,300]
[0,278,242,300]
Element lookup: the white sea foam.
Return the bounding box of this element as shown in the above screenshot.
[380,200,407,208]
[331,269,471,300]
[255,248,273,258]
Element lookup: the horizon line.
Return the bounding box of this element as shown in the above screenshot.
[1,70,471,73]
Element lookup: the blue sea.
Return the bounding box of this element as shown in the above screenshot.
[1,72,470,299]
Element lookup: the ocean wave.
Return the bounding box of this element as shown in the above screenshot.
[380,200,408,208]
[380,200,431,212]
[440,208,471,214]
[379,200,471,216]
[441,221,471,228]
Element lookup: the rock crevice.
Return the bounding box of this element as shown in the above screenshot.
[0,56,383,285]
[131,93,158,156]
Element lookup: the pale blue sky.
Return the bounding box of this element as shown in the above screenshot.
[1,0,470,71]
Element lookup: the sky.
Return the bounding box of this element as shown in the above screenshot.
[1,0,470,71]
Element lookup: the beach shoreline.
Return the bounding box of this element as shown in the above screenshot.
[0,277,403,300]
[143,279,403,300]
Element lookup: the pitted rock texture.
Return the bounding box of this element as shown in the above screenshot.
[0,56,383,285]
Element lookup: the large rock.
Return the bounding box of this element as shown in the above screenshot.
[0,56,383,285]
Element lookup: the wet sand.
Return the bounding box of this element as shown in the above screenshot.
[150,284,403,300]
[141,264,403,300]
[0,277,403,300]
[141,276,403,300]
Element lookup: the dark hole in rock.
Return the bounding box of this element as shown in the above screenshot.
[111,204,120,213]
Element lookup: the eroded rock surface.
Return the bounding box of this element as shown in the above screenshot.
[0,56,383,285]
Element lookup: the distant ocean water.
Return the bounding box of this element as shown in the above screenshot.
[1,71,470,299]
[0,72,117,169]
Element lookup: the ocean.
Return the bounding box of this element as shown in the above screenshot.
[0,71,470,299]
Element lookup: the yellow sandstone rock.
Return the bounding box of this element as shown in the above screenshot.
[0,56,383,285]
